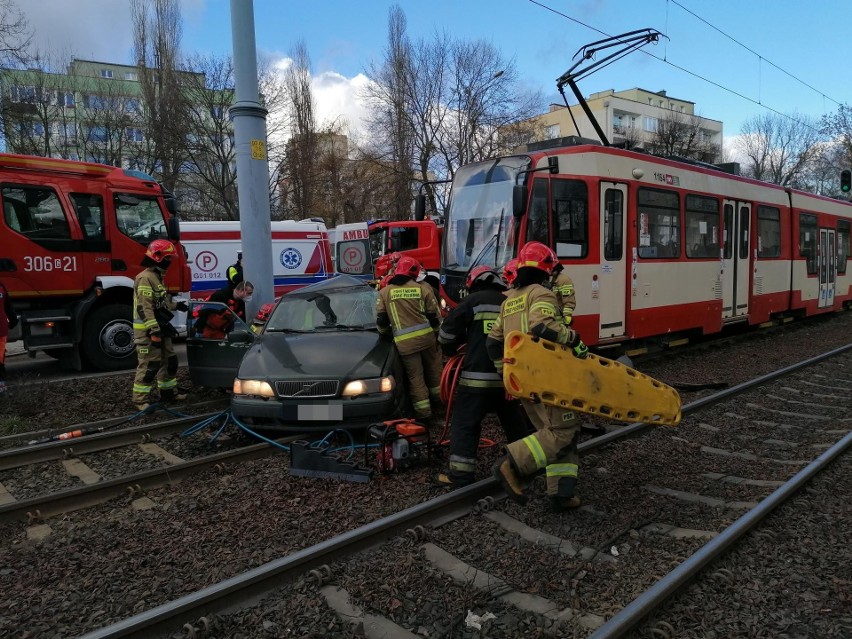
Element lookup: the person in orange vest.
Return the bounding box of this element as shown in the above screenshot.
[0,280,18,396]
[376,256,443,421]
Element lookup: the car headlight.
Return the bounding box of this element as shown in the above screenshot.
[233,379,275,398]
[341,376,395,397]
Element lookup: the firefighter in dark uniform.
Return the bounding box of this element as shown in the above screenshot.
[132,240,188,410]
[0,280,18,396]
[486,242,588,512]
[376,256,443,421]
[435,266,528,487]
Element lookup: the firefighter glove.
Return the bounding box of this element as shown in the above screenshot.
[149,330,163,343]
[175,301,189,312]
[566,329,581,348]
[572,341,589,359]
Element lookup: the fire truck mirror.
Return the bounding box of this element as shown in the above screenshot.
[512,185,526,217]
[414,194,426,221]
[168,216,180,242]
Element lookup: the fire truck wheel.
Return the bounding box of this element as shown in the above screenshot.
[82,304,136,371]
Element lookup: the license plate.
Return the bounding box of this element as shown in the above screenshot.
[297,404,343,421]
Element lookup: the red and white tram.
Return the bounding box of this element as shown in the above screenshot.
[439,139,852,351]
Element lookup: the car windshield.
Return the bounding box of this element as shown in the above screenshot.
[265,284,378,332]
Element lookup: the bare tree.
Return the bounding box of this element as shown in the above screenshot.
[820,104,852,171]
[736,112,822,186]
[281,40,317,217]
[0,0,31,66]
[647,109,720,163]
[131,0,190,192]
[180,53,237,219]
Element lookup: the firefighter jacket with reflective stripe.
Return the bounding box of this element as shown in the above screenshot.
[376,277,440,356]
[547,270,576,326]
[438,288,504,391]
[133,267,175,338]
[485,283,577,365]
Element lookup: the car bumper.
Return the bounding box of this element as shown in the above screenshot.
[231,392,402,432]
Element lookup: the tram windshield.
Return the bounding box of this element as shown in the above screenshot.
[442,156,530,273]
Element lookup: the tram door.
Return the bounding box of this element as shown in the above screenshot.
[721,200,751,320]
[599,183,627,339]
[818,228,836,308]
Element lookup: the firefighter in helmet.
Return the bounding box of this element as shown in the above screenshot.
[502,258,519,288]
[548,262,579,333]
[486,241,588,512]
[375,252,402,290]
[132,239,188,410]
[435,266,528,487]
[376,256,443,421]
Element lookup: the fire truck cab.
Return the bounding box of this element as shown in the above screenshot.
[0,154,190,370]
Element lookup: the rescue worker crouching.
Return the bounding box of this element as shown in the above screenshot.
[376,256,443,422]
[132,240,189,411]
[193,280,255,339]
[435,266,529,488]
[486,242,588,513]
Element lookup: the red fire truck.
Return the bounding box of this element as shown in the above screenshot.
[0,154,191,370]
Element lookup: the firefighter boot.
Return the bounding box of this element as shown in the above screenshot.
[434,470,475,489]
[492,457,528,505]
[160,389,188,402]
[549,494,582,513]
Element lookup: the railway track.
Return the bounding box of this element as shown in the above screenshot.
[0,406,301,524]
[75,342,852,639]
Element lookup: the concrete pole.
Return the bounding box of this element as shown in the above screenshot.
[229,0,273,320]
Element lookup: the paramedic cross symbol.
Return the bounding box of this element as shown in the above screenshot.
[280,248,302,269]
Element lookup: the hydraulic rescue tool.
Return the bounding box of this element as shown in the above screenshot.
[502,331,681,426]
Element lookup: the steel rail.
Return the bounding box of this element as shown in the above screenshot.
[0,412,222,471]
[0,436,300,524]
[0,398,228,447]
[79,342,852,638]
[589,429,852,638]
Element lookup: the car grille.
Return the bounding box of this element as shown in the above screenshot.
[275,380,339,398]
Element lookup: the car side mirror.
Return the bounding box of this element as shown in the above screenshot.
[227,329,254,344]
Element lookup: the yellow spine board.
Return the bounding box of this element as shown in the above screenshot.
[502,331,682,426]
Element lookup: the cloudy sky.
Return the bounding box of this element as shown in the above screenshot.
[16,0,852,151]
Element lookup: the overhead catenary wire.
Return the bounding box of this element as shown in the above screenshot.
[528,0,828,134]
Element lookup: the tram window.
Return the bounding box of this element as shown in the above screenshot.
[838,220,850,274]
[526,178,550,246]
[756,206,781,258]
[603,188,623,261]
[2,186,71,240]
[739,206,750,260]
[685,194,720,259]
[799,213,818,275]
[723,203,734,260]
[551,179,587,258]
[637,187,680,259]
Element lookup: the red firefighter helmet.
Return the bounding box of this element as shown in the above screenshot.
[517,242,557,275]
[395,256,421,280]
[502,258,519,286]
[375,252,402,279]
[145,239,177,263]
[465,265,505,291]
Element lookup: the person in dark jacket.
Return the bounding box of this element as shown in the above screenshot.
[227,252,243,286]
[0,280,19,395]
[434,266,528,487]
[194,280,254,338]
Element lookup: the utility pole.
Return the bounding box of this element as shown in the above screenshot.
[229,0,273,319]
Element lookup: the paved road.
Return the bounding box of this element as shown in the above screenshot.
[5,342,189,385]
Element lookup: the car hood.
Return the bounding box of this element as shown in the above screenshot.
[237,331,392,381]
